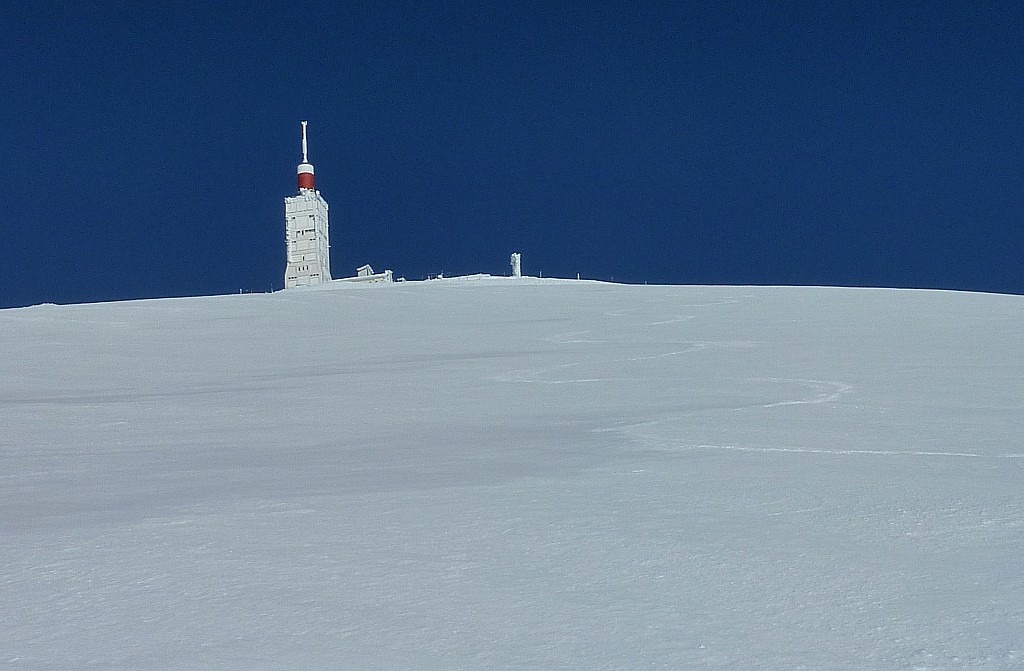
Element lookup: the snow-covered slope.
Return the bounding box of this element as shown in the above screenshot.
[2,277,1022,669]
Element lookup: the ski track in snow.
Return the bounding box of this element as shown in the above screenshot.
[671,443,1024,460]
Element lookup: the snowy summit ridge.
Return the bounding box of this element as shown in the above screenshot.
[2,280,1023,669]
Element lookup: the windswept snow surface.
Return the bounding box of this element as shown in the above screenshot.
[2,277,1023,669]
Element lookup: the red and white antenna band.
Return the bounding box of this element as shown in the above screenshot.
[297,120,315,191]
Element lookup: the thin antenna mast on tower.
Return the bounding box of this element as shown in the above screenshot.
[301,120,309,164]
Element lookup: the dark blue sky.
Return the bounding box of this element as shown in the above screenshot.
[2,1,1022,307]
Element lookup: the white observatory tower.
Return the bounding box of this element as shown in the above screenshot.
[284,121,332,288]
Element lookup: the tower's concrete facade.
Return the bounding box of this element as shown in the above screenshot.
[284,121,332,289]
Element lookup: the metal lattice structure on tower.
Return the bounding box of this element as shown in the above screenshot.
[284,121,332,288]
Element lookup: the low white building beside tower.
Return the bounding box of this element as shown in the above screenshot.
[284,121,332,288]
